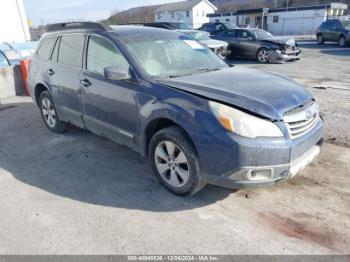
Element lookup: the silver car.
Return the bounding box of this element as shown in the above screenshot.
[179,30,231,59]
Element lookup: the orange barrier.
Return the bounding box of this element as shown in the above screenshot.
[20,60,30,96]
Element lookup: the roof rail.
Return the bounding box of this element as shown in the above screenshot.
[47,22,111,32]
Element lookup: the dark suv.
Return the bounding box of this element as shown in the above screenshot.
[199,22,238,36]
[28,22,324,195]
[317,19,350,47]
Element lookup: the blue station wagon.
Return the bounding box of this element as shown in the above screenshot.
[28,22,324,195]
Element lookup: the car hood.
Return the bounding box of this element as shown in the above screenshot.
[156,67,312,120]
[262,36,296,47]
[199,39,228,48]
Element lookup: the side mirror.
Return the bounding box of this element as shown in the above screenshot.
[104,65,131,81]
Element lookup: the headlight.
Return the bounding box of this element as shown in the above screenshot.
[209,101,284,139]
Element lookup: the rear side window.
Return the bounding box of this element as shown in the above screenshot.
[86,35,129,74]
[58,34,85,67]
[225,30,237,38]
[36,37,57,60]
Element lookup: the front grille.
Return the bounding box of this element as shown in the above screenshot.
[284,102,319,139]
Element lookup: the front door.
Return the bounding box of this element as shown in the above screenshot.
[80,35,139,148]
[236,30,257,58]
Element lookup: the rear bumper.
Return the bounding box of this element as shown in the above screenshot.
[269,49,301,63]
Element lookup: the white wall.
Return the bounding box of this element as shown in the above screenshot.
[209,14,238,24]
[192,1,215,28]
[267,9,327,35]
[156,11,193,26]
[0,0,30,42]
[155,0,216,28]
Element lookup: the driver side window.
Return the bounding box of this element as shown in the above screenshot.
[87,35,129,75]
[237,31,250,39]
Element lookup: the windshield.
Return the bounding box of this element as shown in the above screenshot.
[172,23,192,30]
[341,21,350,30]
[121,34,228,78]
[251,29,273,39]
[224,23,238,30]
[187,31,210,41]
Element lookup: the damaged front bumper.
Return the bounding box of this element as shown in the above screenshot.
[210,47,231,59]
[205,118,324,190]
[269,48,301,63]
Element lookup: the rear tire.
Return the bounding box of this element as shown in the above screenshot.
[39,91,68,133]
[317,34,324,44]
[149,126,206,195]
[257,48,269,63]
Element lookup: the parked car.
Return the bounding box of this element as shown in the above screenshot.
[199,22,238,36]
[123,23,231,59]
[28,22,324,195]
[0,41,38,66]
[0,50,10,68]
[144,22,192,30]
[213,28,301,63]
[177,30,231,59]
[316,19,350,47]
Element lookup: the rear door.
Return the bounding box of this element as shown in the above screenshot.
[80,35,140,148]
[220,30,239,56]
[329,20,342,42]
[52,33,86,126]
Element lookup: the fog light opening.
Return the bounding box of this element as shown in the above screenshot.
[247,169,272,181]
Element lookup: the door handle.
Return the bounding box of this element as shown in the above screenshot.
[47,69,55,76]
[80,79,92,87]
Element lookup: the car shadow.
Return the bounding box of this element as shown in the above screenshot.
[0,101,234,212]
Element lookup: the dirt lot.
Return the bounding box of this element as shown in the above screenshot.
[0,43,349,255]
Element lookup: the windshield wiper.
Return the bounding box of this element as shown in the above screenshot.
[168,67,222,78]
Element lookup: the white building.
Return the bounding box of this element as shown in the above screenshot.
[154,0,217,28]
[0,0,30,42]
[208,3,348,35]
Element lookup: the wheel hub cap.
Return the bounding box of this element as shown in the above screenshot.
[155,141,190,188]
[42,97,56,128]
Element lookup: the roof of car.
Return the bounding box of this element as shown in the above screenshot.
[42,24,179,38]
[110,25,183,37]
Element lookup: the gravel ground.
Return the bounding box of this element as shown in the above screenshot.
[0,43,349,255]
[228,41,350,147]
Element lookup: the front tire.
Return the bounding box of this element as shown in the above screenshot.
[149,126,206,195]
[39,91,68,133]
[257,48,269,63]
[339,35,347,47]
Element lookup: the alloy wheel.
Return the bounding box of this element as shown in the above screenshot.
[258,49,269,63]
[154,141,190,188]
[41,97,56,128]
[339,37,345,47]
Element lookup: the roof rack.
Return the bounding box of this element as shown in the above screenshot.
[47,22,111,32]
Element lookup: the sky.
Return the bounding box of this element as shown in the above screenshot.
[23,0,176,26]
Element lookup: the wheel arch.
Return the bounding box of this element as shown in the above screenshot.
[142,117,198,158]
[34,83,49,107]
